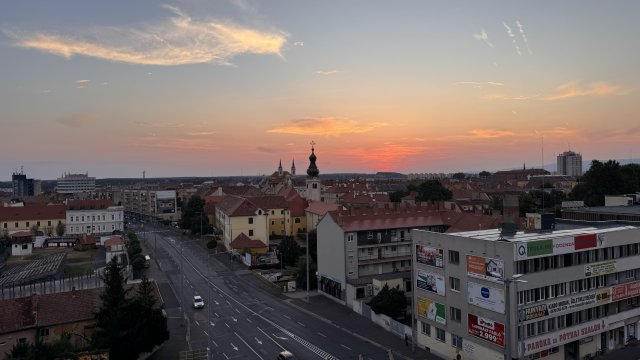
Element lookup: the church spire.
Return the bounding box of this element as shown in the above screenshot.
[306,141,319,178]
[291,158,296,176]
[278,159,283,176]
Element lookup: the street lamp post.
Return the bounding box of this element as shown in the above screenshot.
[306,231,310,302]
[502,274,527,360]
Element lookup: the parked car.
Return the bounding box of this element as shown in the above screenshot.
[193,295,204,309]
[277,351,296,360]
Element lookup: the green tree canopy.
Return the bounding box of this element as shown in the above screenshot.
[479,170,492,178]
[55,222,65,237]
[389,190,409,203]
[452,172,466,180]
[179,195,212,235]
[278,236,301,267]
[416,180,452,202]
[294,256,317,290]
[368,284,407,320]
[569,160,640,206]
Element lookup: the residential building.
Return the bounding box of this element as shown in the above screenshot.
[12,172,41,197]
[306,202,340,231]
[56,173,96,194]
[557,150,583,177]
[215,195,269,251]
[121,189,178,221]
[66,200,124,236]
[412,224,640,360]
[0,205,66,236]
[10,231,33,256]
[104,236,127,265]
[316,204,448,306]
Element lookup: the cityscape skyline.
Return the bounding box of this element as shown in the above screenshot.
[1,1,639,179]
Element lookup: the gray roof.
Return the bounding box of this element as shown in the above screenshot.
[448,225,637,243]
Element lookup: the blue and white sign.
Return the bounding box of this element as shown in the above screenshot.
[468,282,505,314]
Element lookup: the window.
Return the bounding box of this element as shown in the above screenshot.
[37,221,40,226]
[3,223,6,229]
[347,234,354,242]
[26,222,29,227]
[450,277,460,291]
[421,322,431,336]
[248,217,254,224]
[295,218,301,224]
[448,250,460,264]
[271,210,275,215]
[271,221,275,225]
[452,334,463,349]
[15,222,18,228]
[249,229,254,236]
[112,214,115,220]
[22,244,29,250]
[39,328,49,337]
[281,210,284,214]
[436,328,446,342]
[48,220,51,226]
[450,307,462,322]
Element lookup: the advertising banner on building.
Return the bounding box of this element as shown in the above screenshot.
[416,270,445,296]
[585,260,616,277]
[468,314,505,347]
[468,282,505,314]
[467,255,504,282]
[522,319,607,356]
[611,280,640,302]
[417,297,446,325]
[515,233,606,260]
[155,190,177,214]
[518,289,611,322]
[416,245,444,268]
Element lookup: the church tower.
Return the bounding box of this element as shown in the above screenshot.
[305,141,321,202]
[291,159,296,176]
[278,159,283,176]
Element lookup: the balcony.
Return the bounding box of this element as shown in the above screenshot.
[358,250,412,264]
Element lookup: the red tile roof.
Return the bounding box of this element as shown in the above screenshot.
[216,196,260,217]
[0,205,66,222]
[230,233,266,249]
[327,208,444,232]
[104,236,123,247]
[67,199,116,211]
[10,231,33,244]
[305,202,340,215]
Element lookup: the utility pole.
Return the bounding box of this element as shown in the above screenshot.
[306,231,310,302]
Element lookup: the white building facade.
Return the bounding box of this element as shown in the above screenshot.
[66,200,124,236]
[56,173,96,194]
[557,151,582,177]
[412,225,640,360]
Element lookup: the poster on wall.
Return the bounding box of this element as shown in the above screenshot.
[519,289,611,321]
[417,297,446,325]
[515,233,606,260]
[467,282,505,314]
[416,270,445,296]
[468,314,505,347]
[467,255,504,282]
[584,260,616,277]
[416,245,444,268]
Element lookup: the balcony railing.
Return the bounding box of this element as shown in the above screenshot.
[358,250,412,262]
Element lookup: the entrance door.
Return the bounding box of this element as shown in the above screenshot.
[564,341,579,360]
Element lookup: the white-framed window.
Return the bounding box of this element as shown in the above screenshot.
[248,217,254,224]
[450,277,460,291]
[436,328,446,342]
[448,250,460,264]
[452,334,463,349]
[248,229,254,236]
[450,307,462,322]
[421,322,431,336]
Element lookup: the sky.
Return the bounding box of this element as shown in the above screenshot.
[1,1,639,180]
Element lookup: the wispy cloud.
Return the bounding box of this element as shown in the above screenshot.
[516,20,532,55]
[293,41,304,47]
[55,112,98,128]
[455,81,505,90]
[472,29,494,48]
[135,121,184,128]
[8,5,287,66]
[467,129,514,139]
[256,146,277,153]
[185,131,217,136]
[268,117,389,136]
[545,82,623,101]
[75,79,90,89]
[503,22,521,56]
[342,143,429,170]
[482,93,540,101]
[315,70,339,76]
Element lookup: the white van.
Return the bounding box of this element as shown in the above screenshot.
[144,255,151,267]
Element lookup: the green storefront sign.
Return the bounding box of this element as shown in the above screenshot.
[527,239,553,256]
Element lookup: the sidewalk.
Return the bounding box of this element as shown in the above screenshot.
[284,290,443,360]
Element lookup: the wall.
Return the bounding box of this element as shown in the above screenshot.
[317,215,346,299]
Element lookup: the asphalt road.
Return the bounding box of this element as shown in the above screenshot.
[140,223,397,360]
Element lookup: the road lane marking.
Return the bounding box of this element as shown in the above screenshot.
[234,332,264,359]
[254,337,262,345]
[230,343,238,351]
[235,308,241,314]
[223,353,228,359]
[195,321,200,326]
[246,318,252,323]
[214,312,220,318]
[341,344,352,350]
[212,339,218,347]
[283,314,291,320]
[297,321,305,327]
[204,331,208,336]
[225,323,230,328]
[317,332,326,338]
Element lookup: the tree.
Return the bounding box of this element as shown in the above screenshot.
[56,222,65,237]
[415,180,452,202]
[278,236,301,267]
[126,276,169,355]
[207,238,217,251]
[294,256,317,290]
[452,172,466,180]
[307,230,317,264]
[368,284,407,320]
[179,196,212,235]
[479,170,492,178]
[92,258,134,358]
[6,334,75,360]
[568,160,630,206]
[30,224,39,235]
[389,190,409,203]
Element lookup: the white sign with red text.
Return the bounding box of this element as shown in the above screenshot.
[522,319,607,356]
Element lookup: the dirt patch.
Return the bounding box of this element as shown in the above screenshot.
[6,247,99,267]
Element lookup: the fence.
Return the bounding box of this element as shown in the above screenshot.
[0,272,104,300]
[359,302,410,340]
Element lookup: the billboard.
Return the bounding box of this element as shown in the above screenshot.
[611,280,640,302]
[584,260,616,277]
[417,297,446,325]
[416,245,444,268]
[155,190,177,214]
[416,270,445,296]
[518,289,610,322]
[468,314,505,347]
[467,255,504,282]
[467,282,505,314]
[515,233,607,260]
[522,319,606,356]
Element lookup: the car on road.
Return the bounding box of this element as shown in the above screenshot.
[193,295,204,309]
[277,351,296,360]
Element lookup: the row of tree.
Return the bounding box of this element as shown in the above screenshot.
[569,160,640,206]
[389,180,453,203]
[179,195,214,236]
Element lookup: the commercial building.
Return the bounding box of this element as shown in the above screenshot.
[12,172,41,197]
[0,205,66,236]
[65,200,124,236]
[557,151,583,177]
[56,173,96,194]
[412,224,640,360]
